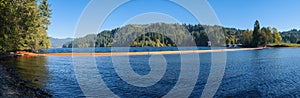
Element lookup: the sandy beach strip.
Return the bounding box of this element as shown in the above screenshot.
[30,47,265,57]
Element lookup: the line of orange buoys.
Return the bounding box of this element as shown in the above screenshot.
[16,47,265,57]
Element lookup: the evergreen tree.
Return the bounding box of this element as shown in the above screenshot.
[0,0,51,52]
[252,20,262,47]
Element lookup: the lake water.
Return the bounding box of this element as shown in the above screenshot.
[40,47,212,53]
[1,47,300,97]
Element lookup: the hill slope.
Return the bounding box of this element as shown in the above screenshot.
[63,23,230,48]
[50,37,73,48]
[63,23,298,48]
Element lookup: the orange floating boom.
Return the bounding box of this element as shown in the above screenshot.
[16,47,265,57]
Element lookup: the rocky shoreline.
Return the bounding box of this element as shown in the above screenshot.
[0,56,52,97]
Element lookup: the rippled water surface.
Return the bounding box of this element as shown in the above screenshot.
[1,47,300,97]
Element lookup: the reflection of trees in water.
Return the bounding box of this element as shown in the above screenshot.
[11,56,49,89]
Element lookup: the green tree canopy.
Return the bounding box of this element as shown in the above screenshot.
[241,30,253,47]
[63,21,285,48]
[290,34,298,43]
[251,20,262,47]
[0,0,51,52]
[272,28,282,44]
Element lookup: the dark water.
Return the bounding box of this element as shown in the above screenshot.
[1,47,300,97]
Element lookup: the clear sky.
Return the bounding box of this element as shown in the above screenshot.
[47,0,300,38]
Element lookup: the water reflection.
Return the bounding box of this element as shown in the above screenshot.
[2,56,49,89]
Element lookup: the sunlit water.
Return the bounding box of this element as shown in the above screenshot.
[1,47,300,97]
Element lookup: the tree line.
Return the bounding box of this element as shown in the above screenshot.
[281,29,300,44]
[63,21,288,48]
[0,0,51,52]
[242,20,282,47]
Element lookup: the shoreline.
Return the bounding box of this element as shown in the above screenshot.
[18,47,265,57]
[267,43,300,47]
[0,62,51,97]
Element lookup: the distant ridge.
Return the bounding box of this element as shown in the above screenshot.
[50,37,73,48]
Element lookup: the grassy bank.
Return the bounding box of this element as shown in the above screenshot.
[267,43,300,47]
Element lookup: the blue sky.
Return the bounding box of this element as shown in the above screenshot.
[48,0,300,38]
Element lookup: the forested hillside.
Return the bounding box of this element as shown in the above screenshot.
[281,29,300,43]
[0,0,51,52]
[63,34,97,48]
[63,21,289,48]
[64,23,228,48]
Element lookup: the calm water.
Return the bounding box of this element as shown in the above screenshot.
[1,47,300,97]
[40,47,212,53]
